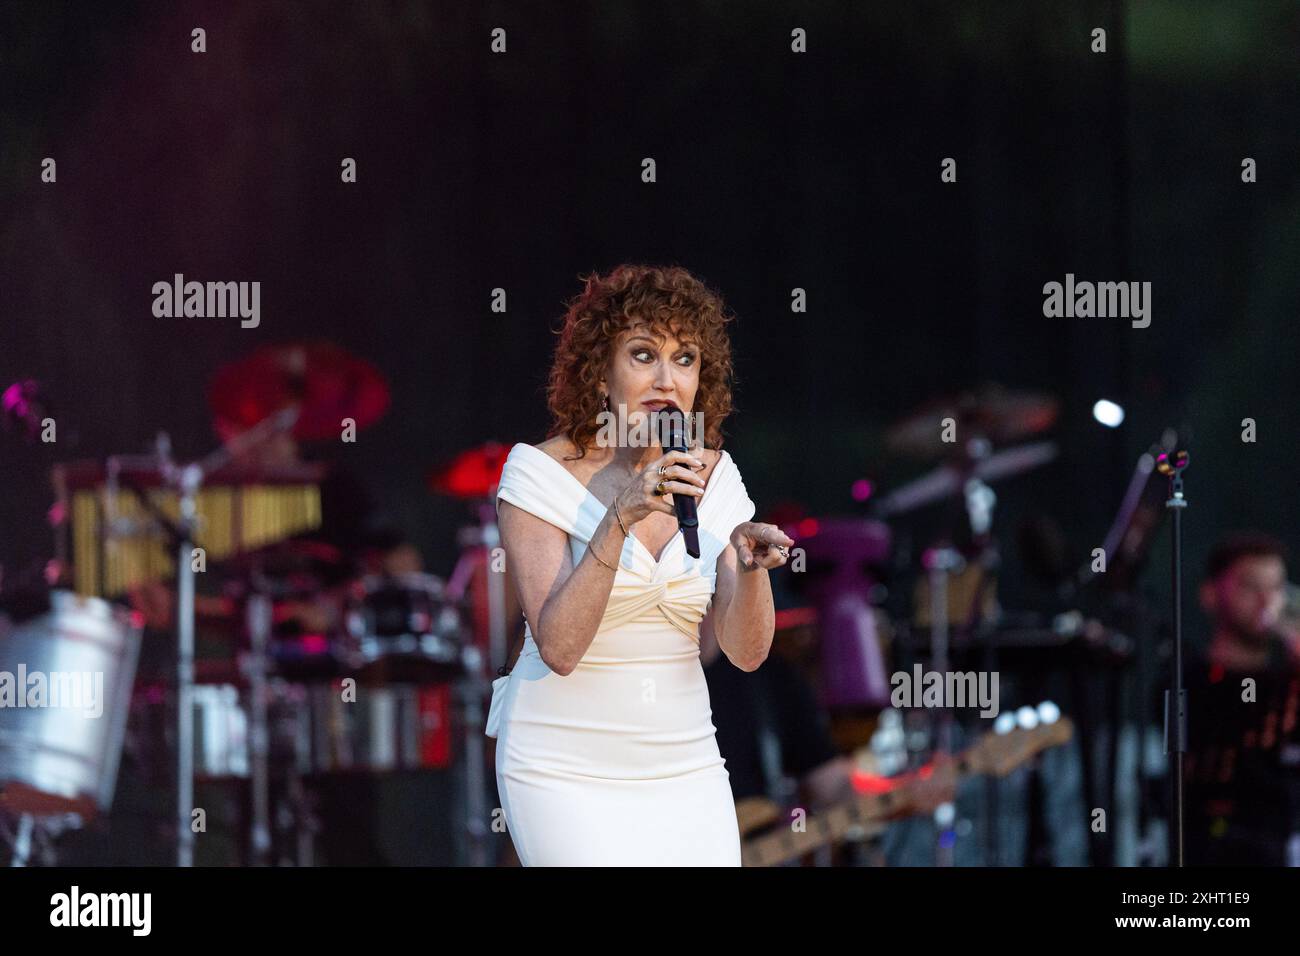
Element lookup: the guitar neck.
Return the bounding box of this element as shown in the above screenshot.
[743,754,973,867]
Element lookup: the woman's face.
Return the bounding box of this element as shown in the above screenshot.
[601,323,701,442]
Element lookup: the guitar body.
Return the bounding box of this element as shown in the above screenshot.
[738,712,1074,866]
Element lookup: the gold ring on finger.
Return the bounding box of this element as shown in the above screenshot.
[655,480,667,496]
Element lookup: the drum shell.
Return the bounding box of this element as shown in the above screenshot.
[288,682,451,774]
[130,678,303,782]
[342,573,467,682]
[130,679,453,779]
[0,591,142,816]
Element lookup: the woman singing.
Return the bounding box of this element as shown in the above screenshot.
[485,264,794,865]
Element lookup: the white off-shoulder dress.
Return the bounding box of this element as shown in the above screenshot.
[485,442,756,866]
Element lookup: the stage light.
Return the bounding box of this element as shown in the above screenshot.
[935,803,956,828]
[1092,399,1125,428]
[851,478,873,502]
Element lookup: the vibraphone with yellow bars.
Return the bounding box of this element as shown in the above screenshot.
[54,461,324,598]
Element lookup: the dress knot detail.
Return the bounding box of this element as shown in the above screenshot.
[600,572,716,639]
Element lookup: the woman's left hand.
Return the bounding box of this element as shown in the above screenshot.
[730,522,795,571]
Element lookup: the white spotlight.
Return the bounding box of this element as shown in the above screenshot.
[1093,399,1125,428]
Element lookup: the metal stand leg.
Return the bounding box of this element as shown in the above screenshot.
[448,507,511,866]
[292,774,318,866]
[175,469,198,868]
[246,594,273,865]
[1159,450,1190,868]
[460,647,489,867]
[7,813,35,867]
[926,546,961,868]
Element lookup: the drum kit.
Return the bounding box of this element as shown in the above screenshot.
[2,347,1158,867]
[770,385,1182,865]
[0,342,511,866]
[795,385,1066,704]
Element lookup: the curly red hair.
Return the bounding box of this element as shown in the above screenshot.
[546,264,737,460]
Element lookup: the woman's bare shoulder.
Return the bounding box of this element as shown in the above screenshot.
[531,435,602,485]
[532,434,576,464]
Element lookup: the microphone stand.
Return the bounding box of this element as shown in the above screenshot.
[921,438,997,866]
[923,542,963,867]
[156,405,300,866]
[449,504,497,868]
[1158,450,1189,867]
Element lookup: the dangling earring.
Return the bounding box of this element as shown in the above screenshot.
[601,394,609,411]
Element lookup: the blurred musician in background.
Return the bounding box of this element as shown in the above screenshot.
[1183,532,1300,865]
[700,609,956,865]
[126,340,421,636]
[700,610,855,813]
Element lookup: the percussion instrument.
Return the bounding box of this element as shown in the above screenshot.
[208,341,391,441]
[130,679,258,781]
[885,384,1059,459]
[54,458,325,598]
[427,441,510,499]
[343,573,468,683]
[229,539,352,681]
[285,680,452,774]
[0,590,142,816]
[873,441,1058,518]
[130,675,439,782]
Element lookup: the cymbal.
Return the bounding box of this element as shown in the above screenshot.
[55,456,327,490]
[873,441,1059,517]
[209,341,390,441]
[427,441,511,499]
[886,384,1058,459]
[220,537,345,580]
[207,538,350,600]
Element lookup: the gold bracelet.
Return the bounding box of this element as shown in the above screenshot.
[588,542,619,572]
[613,500,630,537]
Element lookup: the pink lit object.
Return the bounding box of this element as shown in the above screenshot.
[300,634,330,655]
[797,519,893,710]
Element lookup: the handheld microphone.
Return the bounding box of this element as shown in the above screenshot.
[663,408,701,559]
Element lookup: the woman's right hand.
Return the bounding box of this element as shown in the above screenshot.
[615,449,707,523]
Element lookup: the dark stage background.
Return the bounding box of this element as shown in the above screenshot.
[1,1,1298,865]
[4,1,1298,598]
